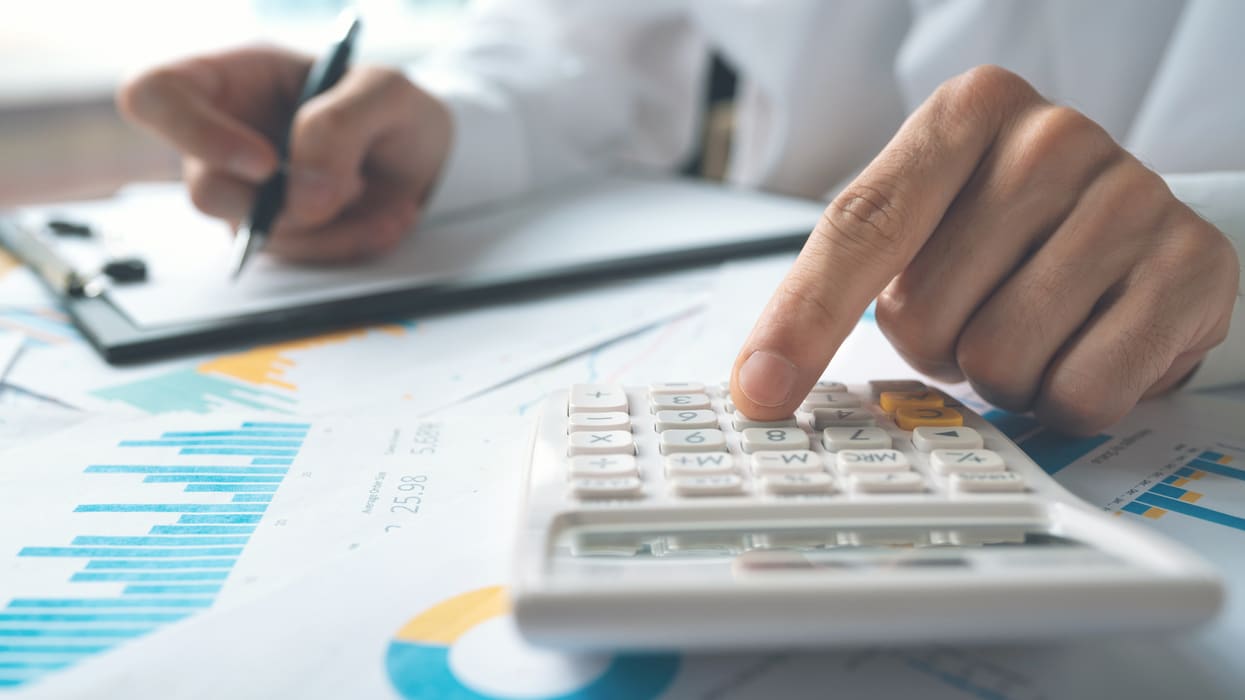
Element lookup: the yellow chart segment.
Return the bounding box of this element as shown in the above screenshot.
[394,586,509,646]
[197,324,409,392]
[0,248,20,277]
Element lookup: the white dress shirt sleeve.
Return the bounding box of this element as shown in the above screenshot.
[407,1,708,217]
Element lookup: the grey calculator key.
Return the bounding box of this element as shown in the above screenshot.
[835,449,910,474]
[851,471,926,493]
[814,381,848,392]
[812,408,876,429]
[660,428,727,454]
[665,453,735,476]
[801,392,861,410]
[951,471,1027,493]
[650,393,712,412]
[721,398,736,414]
[655,410,718,431]
[569,384,628,413]
[821,427,891,451]
[751,450,824,475]
[731,410,797,431]
[763,472,836,495]
[930,449,1005,474]
[568,430,636,456]
[672,474,745,497]
[649,382,706,394]
[569,455,638,478]
[568,411,630,433]
[740,427,809,453]
[912,426,982,451]
[572,476,643,499]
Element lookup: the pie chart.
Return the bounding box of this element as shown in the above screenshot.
[385,586,680,699]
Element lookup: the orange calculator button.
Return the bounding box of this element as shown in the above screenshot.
[879,391,944,414]
[895,406,963,431]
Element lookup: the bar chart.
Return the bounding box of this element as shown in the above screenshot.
[0,420,309,690]
[1119,450,1245,532]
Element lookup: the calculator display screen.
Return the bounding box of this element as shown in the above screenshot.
[550,523,1120,578]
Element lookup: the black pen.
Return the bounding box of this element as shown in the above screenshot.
[228,10,362,279]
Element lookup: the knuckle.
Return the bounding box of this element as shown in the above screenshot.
[956,334,1029,411]
[1010,105,1106,174]
[818,180,909,263]
[938,65,1036,120]
[875,288,953,374]
[1036,368,1115,435]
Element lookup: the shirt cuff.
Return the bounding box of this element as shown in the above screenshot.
[406,66,530,218]
[1164,171,1245,390]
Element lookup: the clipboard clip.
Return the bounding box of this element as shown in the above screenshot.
[0,217,145,298]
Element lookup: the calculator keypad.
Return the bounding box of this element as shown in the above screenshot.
[559,380,1029,502]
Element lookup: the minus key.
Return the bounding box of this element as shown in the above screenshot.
[568,412,631,433]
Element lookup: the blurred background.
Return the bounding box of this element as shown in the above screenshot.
[0,0,468,208]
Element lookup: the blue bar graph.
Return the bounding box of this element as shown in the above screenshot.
[179,448,298,457]
[185,484,279,493]
[143,475,283,483]
[179,514,261,524]
[1134,492,1245,531]
[1187,459,1245,482]
[86,465,288,475]
[1,420,307,690]
[241,422,310,430]
[149,526,256,535]
[121,439,303,448]
[123,585,222,595]
[84,559,236,570]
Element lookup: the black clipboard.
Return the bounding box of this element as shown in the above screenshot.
[1,175,824,365]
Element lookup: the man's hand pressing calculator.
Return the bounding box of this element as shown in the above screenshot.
[511,380,1221,650]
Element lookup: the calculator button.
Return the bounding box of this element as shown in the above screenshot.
[751,450,824,475]
[568,412,630,433]
[912,426,982,451]
[813,381,847,392]
[812,408,876,429]
[930,449,1006,474]
[951,471,1028,493]
[869,379,926,396]
[763,472,836,495]
[655,410,718,431]
[569,384,628,413]
[650,393,712,412]
[895,406,963,431]
[671,474,746,497]
[568,430,636,456]
[851,471,926,493]
[665,453,735,476]
[660,429,727,454]
[821,427,892,451]
[835,449,910,474]
[571,476,643,499]
[721,398,736,414]
[649,382,705,394]
[878,391,943,414]
[569,455,639,478]
[731,411,797,431]
[801,392,861,410]
[740,427,809,453]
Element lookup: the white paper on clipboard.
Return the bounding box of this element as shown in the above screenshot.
[21,175,825,330]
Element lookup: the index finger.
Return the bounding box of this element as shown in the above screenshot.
[729,66,1034,419]
[117,53,290,181]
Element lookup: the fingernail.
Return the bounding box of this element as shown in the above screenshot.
[738,350,798,407]
[228,152,271,181]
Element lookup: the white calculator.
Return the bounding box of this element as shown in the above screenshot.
[511,380,1222,650]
